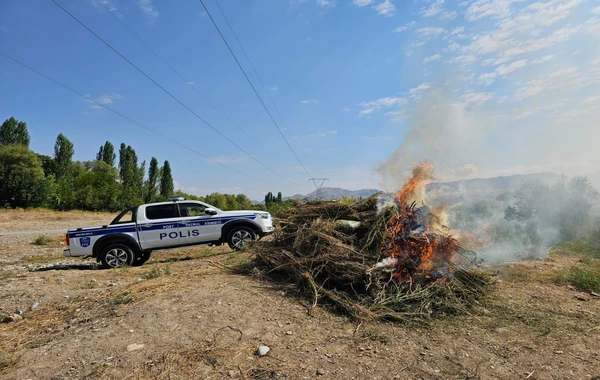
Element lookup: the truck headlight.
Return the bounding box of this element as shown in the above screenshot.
[256,213,270,219]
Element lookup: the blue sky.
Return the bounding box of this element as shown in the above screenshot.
[1,0,599,200]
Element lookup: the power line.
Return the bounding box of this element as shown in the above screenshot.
[92,0,263,149]
[212,0,315,171]
[198,0,314,183]
[52,0,300,187]
[308,178,329,201]
[0,50,274,186]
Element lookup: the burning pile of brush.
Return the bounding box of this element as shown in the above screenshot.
[250,163,489,322]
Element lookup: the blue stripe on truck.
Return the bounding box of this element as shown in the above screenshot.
[67,215,257,238]
[68,226,136,238]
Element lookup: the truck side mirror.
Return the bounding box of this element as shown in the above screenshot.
[205,208,218,215]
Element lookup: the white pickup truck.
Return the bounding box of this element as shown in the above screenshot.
[63,197,274,268]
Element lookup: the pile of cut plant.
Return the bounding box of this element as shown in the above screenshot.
[251,163,490,322]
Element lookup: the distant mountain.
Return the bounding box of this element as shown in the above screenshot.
[254,172,593,205]
[298,187,380,201]
[253,187,380,204]
[426,172,563,203]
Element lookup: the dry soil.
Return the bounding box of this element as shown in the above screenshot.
[1,210,599,379]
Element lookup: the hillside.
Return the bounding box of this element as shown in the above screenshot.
[298,187,380,201]
[271,173,564,204]
[426,172,564,203]
[261,172,599,205]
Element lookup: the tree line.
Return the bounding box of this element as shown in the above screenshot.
[0,116,299,214]
[0,116,174,211]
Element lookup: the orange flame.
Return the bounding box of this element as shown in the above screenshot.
[382,163,464,284]
[396,162,434,205]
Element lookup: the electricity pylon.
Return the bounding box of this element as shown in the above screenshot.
[308,178,329,201]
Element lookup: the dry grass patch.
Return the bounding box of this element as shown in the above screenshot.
[24,254,63,264]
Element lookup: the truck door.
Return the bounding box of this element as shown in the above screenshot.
[138,204,181,249]
[177,202,221,244]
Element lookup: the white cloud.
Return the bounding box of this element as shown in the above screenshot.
[416,27,445,37]
[423,54,442,63]
[444,42,462,52]
[86,93,123,110]
[531,54,555,64]
[361,135,394,140]
[420,0,444,17]
[447,55,477,64]
[316,0,336,7]
[408,82,433,99]
[353,0,374,6]
[394,21,416,32]
[91,0,118,12]
[512,64,600,100]
[478,72,498,85]
[186,81,195,85]
[441,10,458,19]
[593,5,600,15]
[460,91,494,107]
[497,0,583,33]
[360,97,406,110]
[358,96,406,116]
[343,107,351,112]
[373,0,396,17]
[496,59,527,75]
[268,86,279,91]
[583,95,600,103]
[300,99,319,104]
[307,130,338,138]
[450,26,465,35]
[465,0,526,22]
[138,0,158,18]
[385,110,407,122]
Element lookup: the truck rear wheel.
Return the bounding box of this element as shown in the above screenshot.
[100,243,135,269]
[227,226,256,250]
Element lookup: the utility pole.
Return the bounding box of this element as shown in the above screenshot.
[308,178,329,201]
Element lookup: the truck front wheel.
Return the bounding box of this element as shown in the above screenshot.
[100,243,135,269]
[227,226,256,250]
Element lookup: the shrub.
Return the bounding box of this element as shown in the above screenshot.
[33,235,53,245]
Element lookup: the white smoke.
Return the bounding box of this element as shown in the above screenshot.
[374,81,600,264]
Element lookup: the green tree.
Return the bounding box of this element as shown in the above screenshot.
[52,133,75,210]
[277,192,283,203]
[264,192,274,205]
[53,133,74,180]
[144,157,160,203]
[36,153,55,177]
[119,144,144,207]
[235,194,253,209]
[73,161,121,211]
[159,160,174,198]
[206,192,227,209]
[96,141,116,167]
[0,117,30,147]
[0,145,51,208]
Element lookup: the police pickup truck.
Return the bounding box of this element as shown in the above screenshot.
[63,196,274,268]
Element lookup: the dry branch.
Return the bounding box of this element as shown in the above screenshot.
[249,195,490,322]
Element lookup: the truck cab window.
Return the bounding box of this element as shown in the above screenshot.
[110,208,136,224]
[179,203,207,217]
[146,204,178,220]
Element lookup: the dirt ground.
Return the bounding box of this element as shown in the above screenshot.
[1,210,599,379]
